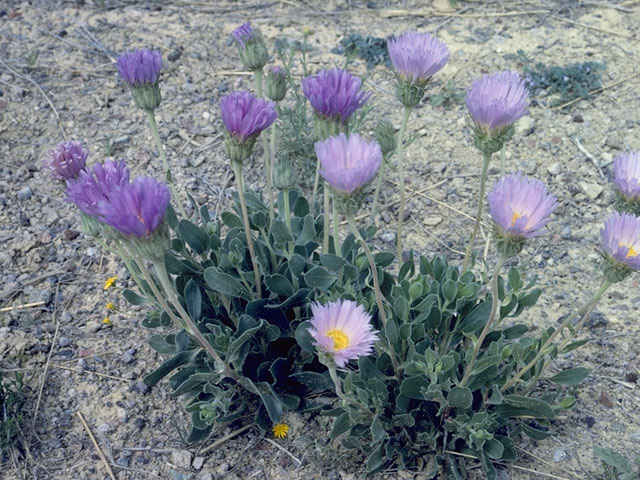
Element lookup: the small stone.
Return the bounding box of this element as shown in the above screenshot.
[561,226,572,239]
[423,216,443,226]
[114,135,130,145]
[579,182,603,200]
[193,456,205,470]
[553,448,567,462]
[189,156,205,168]
[58,336,71,347]
[584,416,596,428]
[573,114,584,123]
[431,162,447,174]
[18,186,32,201]
[96,423,112,434]
[29,289,52,305]
[116,453,131,467]
[120,351,135,364]
[547,163,562,175]
[130,381,149,395]
[171,449,193,470]
[380,232,395,244]
[629,430,640,443]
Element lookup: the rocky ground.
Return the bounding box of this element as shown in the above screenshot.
[1,0,639,479]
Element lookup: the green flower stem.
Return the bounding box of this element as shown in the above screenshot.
[395,105,412,262]
[323,182,330,253]
[461,150,492,274]
[231,161,262,299]
[369,158,386,226]
[332,200,340,256]
[326,361,370,414]
[459,251,508,387]
[145,109,188,219]
[152,258,238,381]
[346,213,400,376]
[268,123,277,222]
[283,187,293,258]
[311,158,321,209]
[254,68,272,218]
[234,265,253,294]
[111,239,148,299]
[501,277,612,393]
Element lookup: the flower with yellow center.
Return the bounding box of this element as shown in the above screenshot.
[103,276,118,290]
[308,299,378,367]
[621,244,638,258]
[600,212,640,272]
[106,302,116,310]
[272,423,290,439]
[103,317,112,325]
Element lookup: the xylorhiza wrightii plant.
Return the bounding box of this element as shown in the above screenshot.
[41,21,640,479]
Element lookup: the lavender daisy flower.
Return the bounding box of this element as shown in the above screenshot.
[302,68,371,124]
[466,71,529,134]
[116,49,162,110]
[231,22,268,71]
[309,299,378,367]
[488,172,557,240]
[66,160,130,217]
[613,151,640,201]
[387,31,449,85]
[220,91,277,142]
[42,141,88,181]
[601,212,640,273]
[315,133,382,195]
[98,177,170,238]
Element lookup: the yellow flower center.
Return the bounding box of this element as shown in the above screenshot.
[103,276,118,290]
[272,423,290,438]
[511,211,523,226]
[326,329,349,351]
[621,243,639,258]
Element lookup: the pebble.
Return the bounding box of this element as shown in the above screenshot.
[116,453,131,467]
[193,456,205,470]
[547,162,562,175]
[171,449,193,470]
[579,181,603,200]
[58,336,71,347]
[380,232,395,244]
[120,350,136,364]
[553,448,567,462]
[561,226,572,239]
[18,186,32,201]
[629,430,640,443]
[424,216,443,226]
[96,423,112,434]
[130,381,150,395]
[29,288,52,305]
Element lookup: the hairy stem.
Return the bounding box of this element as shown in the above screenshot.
[461,150,492,274]
[269,123,277,222]
[395,105,412,261]
[501,277,612,393]
[145,109,187,219]
[332,199,340,256]
[323,182,330,252]
[369,159,386,227]
[460,251,507,387]
[231,161,262,299]
[283,188,294,258]
[311,158,321,209]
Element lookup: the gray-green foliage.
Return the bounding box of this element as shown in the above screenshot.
[1,373,26,461]
[594,446,640,480]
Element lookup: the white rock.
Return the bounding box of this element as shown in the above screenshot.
[579,182,603,200]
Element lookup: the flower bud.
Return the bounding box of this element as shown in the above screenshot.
[273,155,297,191]
[266,66,287,102]
[231,23,269,72]
[374,121,397,157]
[116,49,163,111]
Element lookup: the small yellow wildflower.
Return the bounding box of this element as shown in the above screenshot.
[106,302,116,310]
[272,423,289,439]
[103,276,118,290]
[102,317,112,325]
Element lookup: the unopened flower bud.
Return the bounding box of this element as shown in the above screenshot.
[374,121,397,157]
[273,155,297,191]
[116,49,163,111]
[231,23,269,72]
[266,66,287,102]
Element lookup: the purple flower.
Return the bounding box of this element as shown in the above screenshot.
[116,49,162,86]
[488,173,557,239]
[42,141,88,181]
[466,71,529,131]
[231,22,255,47]
[220,91,277,142]
[98,177,170,237]
[302,68,371,123]
[613,151,640,200]
[66,160,130,217]
[601,212,640,271]
[309,299,378,367]
[387,31,449,84]
[315,133,382,194]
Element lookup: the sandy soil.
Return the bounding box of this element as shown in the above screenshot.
[1,1,639,479]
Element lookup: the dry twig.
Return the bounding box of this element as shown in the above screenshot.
[200,424,253,454]
[76,412,118,480]
[572,137,605,179]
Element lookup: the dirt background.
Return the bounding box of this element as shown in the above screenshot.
[1,0,639,479]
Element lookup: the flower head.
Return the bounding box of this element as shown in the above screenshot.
[231,22,268,71]
[601,212,640,272]
[220,91,277,142]
[266,66,287,102]
[97,176,170,238]
[66,160,130,217]
[613,151,640,201]
[387,31,449,85]
[315,133,382,195]
[272,423,289,438]
[488,173,557,240]
[42,141,88,181]
[116,49,162,86]
[309,299,378,367]
[466,71,529,132]
[302,68,371,124]
[104,276,118,290]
